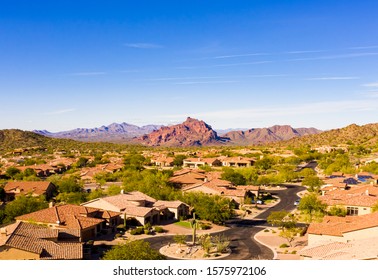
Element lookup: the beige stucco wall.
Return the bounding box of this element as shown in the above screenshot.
[82,200,121,212]
[308,226,378,246]
[0,246,40,260]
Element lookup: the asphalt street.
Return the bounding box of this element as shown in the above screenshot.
[146,184,306,260]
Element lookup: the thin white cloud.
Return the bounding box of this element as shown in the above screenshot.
[174,80,238,85]
[124,43,163,49]
[348,45,378,50]
[362,82,378,87]
[287,52,378,62]
[306,76,360,81]
[213,53,269,59]
[68,72,106,76]
[45,109,76,115]
[177,61,272,70]
[158,99,378,121]
[285,50,326,54]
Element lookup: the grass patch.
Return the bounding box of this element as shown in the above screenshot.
[174,221,192,228]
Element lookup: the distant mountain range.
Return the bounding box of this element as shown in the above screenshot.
[2,120,378,149]
[34,123,163,142]
[32,118,321,146]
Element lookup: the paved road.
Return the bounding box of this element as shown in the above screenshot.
[146,184,306,260]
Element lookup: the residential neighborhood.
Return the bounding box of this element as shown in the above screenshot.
[1,133,378,260]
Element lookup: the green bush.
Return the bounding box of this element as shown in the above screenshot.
[279,243,289,248]
[154,226,165,233]
[130,227,144,235]
[264,229,269,232]
[115,233,123,238]
[200,223,212,230]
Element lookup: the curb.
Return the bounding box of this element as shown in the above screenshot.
[253,228,279,260]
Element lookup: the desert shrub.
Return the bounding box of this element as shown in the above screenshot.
[154,226,165,233]
[279,243,289,248]
[130,227,144,235]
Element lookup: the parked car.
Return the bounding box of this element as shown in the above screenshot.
[294,199,300,206]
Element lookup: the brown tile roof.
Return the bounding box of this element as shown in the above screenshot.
[173,168,206,177]
[308,212,378,237]
[16,204,118,230]
[320,185,378,207]
[124,206,158,217]
[300,237,378,260]
[3,222,83,260]
[184,158,220,164]
[4,181,54,196]
[101,192,157,209]
[169,173,206,185]
[153,200,188,209]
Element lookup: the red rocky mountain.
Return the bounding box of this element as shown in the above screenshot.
[136,117,230,147]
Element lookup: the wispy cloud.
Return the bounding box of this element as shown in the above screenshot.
[158,99,378,121]
[124,43,163,49]
[212,53,269,59]
[362,82,378,87]
[287,52,378,62]
[174,80,238,85]
[68,72,106,76]
[306,76,360,81]
[348,45,378,50]
[45,109,76,115]
[176,60,272,70]
[285,50,326,54]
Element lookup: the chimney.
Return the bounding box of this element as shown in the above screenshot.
[0,228,7,236]
[121,189,124,194]
[49,201,55,208]
[365,189,369,196]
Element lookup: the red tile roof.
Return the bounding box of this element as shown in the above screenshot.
[308,212,378,237]
[4,181,55,196]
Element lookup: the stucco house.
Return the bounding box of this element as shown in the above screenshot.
[15,204,120,242]
[0,221,83,260]
[81,191,189,226]
[183,158,222,168]
[4,181,57,201]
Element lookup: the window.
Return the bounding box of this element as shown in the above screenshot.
[347,207,359,216]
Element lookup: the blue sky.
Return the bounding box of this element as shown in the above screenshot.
[1,0,378,132]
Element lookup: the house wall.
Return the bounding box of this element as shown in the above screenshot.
[0,246,40,260]
[308,226,378,246]
[82,200,121,212]
[327,205,371,216]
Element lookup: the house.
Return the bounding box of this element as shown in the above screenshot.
[183,158,222,168]
[221,157,255,168]
[4,181,57,201]
[299,237,378,260]
[151,156,175,167]
[81,191,189,226]
[320,184,378,215]
[0,221,83,260]
[306,212,378,246]
[169,172,207,188]
[15,204,120,242]
[182,178,260,207]
[17,164,61,177]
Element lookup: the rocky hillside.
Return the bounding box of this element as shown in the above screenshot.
[283,123,378,147]
[222,125,321,145]
[136,117,230,147]
[34,122,162,142]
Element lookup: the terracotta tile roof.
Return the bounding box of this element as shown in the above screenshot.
[124,206,158,217]
[3,222,83,260]
[16,204,118,230]
[173,168,206,177]
[300,237,378,260]
[101,192,157,209]
[4,181,54,196]
[184,158,220,164]
[153,200,188,208]
[320,185,378,207]
[308,212,378,237]
[169,173,206,185]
